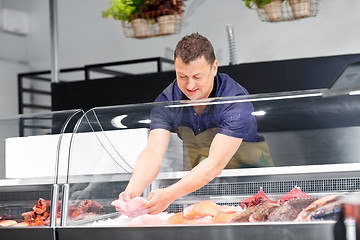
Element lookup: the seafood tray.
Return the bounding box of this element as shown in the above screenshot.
[53,166,359,240]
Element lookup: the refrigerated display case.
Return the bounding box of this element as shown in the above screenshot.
[0,110,83,239]
[56,88,360,240]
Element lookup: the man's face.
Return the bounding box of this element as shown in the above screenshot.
[175,56,218,100]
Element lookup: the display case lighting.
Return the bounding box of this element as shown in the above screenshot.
[349,90,360,96]
[251,110,266,116]
[111,115,128,128]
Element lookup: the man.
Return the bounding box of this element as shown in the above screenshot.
[118,33,273,215]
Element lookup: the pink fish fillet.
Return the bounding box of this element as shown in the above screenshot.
[111,196,148,218]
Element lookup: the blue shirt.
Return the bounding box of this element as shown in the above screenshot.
[150,73,264,142]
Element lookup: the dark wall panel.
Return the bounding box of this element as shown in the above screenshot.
[52,71,175,111]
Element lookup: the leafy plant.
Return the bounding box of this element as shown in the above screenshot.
[243,0,279,8]
[102,0,146,22]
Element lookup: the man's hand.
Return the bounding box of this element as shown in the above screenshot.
[112,192,149,218]
[146,188,174,214]
[118,191,136,202]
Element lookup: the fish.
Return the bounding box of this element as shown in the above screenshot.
[167,212,213,224]
[167,201,237,224]
[232,204,268,223]
[111,196,148,218]
[211,206,244,223]
[295,195,340,221]
[310,200,342,221]
[183,200,221,219]
[248,202,280,222]
[268,198,316,222]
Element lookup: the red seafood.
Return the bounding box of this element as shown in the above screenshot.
[70,199,104,219]
[33,198,50,215]
[22,200,51,227]
[278,187,310,204]
[21,211,36,223]
[240,189,276,209]
[21,198,103,226]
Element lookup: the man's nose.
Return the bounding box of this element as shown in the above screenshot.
[187,79,196,89]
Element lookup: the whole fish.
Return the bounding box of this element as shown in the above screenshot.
[295,195,340,222]
[249,202,280,222]
[268,198,316,222]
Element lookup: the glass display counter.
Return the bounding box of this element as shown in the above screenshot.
[0,110,83,239]
[1,87,359,239]
[56,89,360,240]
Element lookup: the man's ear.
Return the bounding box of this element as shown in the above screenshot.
[212,60,218,76]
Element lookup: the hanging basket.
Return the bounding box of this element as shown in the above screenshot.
[255,0,319,22]
[121,9,183,39]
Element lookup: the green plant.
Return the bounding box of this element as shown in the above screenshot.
[102,0,146,22]
[243,0,279,8]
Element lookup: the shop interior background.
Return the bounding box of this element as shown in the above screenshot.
[1,0,360,117]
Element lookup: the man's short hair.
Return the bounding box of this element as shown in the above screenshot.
[174,33,216,65]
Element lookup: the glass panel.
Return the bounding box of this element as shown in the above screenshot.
[63,89,360,226]
[0,109,83,227]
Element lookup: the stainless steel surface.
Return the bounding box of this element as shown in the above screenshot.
[50,184,59,227]
[226,24,237,65]
[57,221,337,240]
[156,163,360,180]
[60,184,69,227]
[49,0,59,83]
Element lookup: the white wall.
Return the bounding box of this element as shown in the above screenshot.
[0,0,49,117]
[1,0,360,117]
[57,0,360,69]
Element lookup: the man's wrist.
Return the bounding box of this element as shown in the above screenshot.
[166,184,186,202]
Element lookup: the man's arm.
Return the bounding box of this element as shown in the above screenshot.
[124,129,171,197]
[146,133,242,213]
